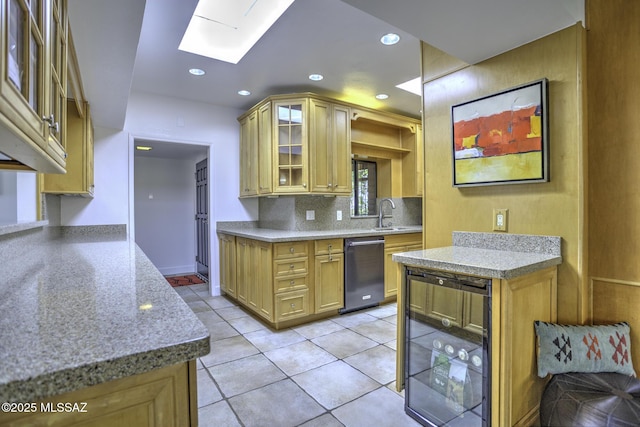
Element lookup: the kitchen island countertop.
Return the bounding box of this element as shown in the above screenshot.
[393,231,562,279]
[0,230,210,403]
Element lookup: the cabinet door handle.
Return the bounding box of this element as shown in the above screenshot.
[327,183,332,188]
[290,303,295,308]
[302,183,307,188]
[290,247,295,253]
[290,264,295,269]
[290,280,295,285]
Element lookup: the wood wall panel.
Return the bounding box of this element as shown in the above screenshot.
[587,1,640,363]
[421,24,587,323]
[592,278,640,375]
[587,0,640,281]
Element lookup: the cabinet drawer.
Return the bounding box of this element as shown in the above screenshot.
[384,233,422,248]
[274,241,309,259]
[314,238,343,255]
[275,275,309,293]
[275,290,310,322]
[274,258,308,277]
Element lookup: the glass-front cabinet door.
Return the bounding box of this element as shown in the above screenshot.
[1,0,47,146]
[273,100,308,194]
[0,0,67,171]
[48,0,66,150]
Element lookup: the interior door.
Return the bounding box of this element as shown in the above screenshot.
[195,158,208,279]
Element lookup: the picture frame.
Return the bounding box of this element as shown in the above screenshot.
[451,78,549,187]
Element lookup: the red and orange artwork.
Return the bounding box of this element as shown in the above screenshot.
[451,80,547,186]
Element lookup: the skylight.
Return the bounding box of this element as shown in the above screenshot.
[396,77,421,96]
[179,0,296,64]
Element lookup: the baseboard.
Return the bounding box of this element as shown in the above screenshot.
[159,265,195,276]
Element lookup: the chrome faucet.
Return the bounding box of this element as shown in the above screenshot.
[378,198,396,228]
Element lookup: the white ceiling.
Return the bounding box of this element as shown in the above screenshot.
[68,0,584,138]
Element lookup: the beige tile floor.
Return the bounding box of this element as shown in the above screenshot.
[175,283,422,427]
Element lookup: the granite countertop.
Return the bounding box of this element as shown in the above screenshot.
[392,231,562,279]
[216,224,423,242]
[0,233,210,403]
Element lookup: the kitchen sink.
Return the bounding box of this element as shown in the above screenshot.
[371,226,414,231]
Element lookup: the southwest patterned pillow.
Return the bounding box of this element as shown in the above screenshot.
[534,321,635,378]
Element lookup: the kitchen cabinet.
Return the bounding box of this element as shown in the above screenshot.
[239,110,258,196]
[0,0,67,173]
[235,237,250,304]
[402,124,423,197]
[218,233,236,298]
[237,93,421,198]
[235,237,272,320]
[309,99,351,194]
[314,238,344,313]
[249,240,273,320]
[273,240,311,322]
[273,98,309,194]
[257,102,272,194]
[42,99,93,196]
[384,232,422,298]
[0,361,198,427]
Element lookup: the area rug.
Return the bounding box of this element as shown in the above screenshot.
[165,274,206,287]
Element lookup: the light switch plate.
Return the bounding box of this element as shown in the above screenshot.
[306,210,315,221]
[336,210,342,221]
[493,208,508,231]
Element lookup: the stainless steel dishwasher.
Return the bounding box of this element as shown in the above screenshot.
[341,236,385,313]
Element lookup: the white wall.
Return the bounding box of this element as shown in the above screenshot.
[134,156,198,275]
[0,171,36,223]
[60,127,130,225]
[0,171,17,223]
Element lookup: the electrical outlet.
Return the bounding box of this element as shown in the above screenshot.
[336,210,342,221]
[306,210,315,221]
[493,209,508,231]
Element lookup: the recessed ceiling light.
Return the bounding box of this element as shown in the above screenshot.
[238,90,251,96]
[396,77,421,96]
[308,74,323,81]
[380,33,400,46]
[375,93,389,100]
[180,0,295,64]
[189,68,206,76]
[136,146,153,151]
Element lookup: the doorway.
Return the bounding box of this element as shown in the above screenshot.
[132,139,210,284]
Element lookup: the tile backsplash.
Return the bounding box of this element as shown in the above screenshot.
[258,196,422,231]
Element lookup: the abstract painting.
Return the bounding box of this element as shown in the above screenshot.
[451,79,549,187]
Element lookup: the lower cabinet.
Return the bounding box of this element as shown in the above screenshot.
[273,240,311,323]
[314,239,344,313]
[0,361,198,427]
[218,234,236,298]
[384,233,422,298]
[235,237,272,321]
[218,234,349,328]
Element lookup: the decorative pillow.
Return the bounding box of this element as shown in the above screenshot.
[534,321,635,378]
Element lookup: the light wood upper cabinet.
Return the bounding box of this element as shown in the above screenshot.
[257,102,272,194]
[42,99,93,196]
[0,0,67,173]
[309,99,351,194]
[239,109,258,196]
[273,99,309,194]
[238,93,420,198]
